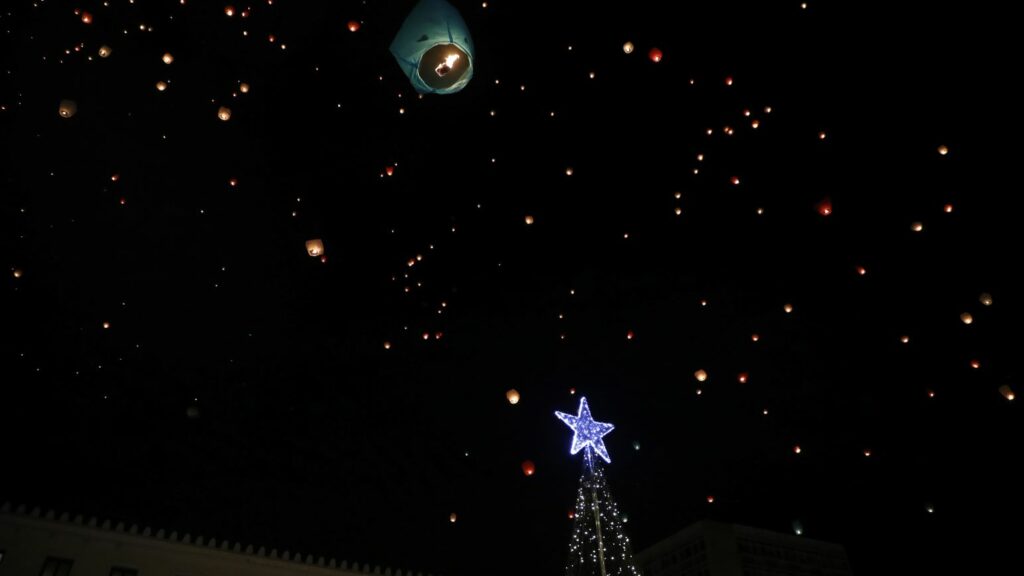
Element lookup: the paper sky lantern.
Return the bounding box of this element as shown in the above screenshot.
[58,100,77,118]
[622,41,634,54]
[239,82,250,94]
[390,0,475,95]
[449,512,457,523]
[506,388,520,405]
[348,20,361,32]
[217,106,232,121]
[648,47,663,62]
[156,81,168,92]
[694,369,708,382]
[98,45,112,58]
[960,312,974,325]
[521,460,535,476]
[980,293,993,306]
[999,385,1015,401]
[305,239,325,257]
[162,52,174,65]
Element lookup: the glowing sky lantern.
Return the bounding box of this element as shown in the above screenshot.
[217,106,232,121]
[239,82,250,94]
[980,293,993,306]
[81,11,93,24]
[817,197,832,216]
[648,47,663,62]
[694,369,708,382]
[390,0,475,95]
[622,41,634,54]
[58,100,77,118]
[960,312,973,325]
[156,81,168,92]
[524,215,534,225]
[999,385,1015,401]
[98,45,112,58]
[225,6,235,17]
[449,512,457,523]
[348,20,361,32]
[521,460,535,476]
[305,239,324,257]
[911,222,924,232]
[162,52,174,65]
[506,388,520,405]
[937,145,949,156]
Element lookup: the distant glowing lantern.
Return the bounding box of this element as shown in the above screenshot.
[971,360,981,369]
[225,6,235,17]
[98,45,112,58]
[863,449,872,457]
[793,445,802,454]
[980,293,993,306]
[911,222,924,232]
[305,239,324,257]
[162,52,174,65]
[648,47,663,62]
[239,82,250,93]
[383,341,392,350]
[960,312,973,325]
[817,197,832,216]
[622,41,634,54]
[737,372,748,384]
[856,266,867,276]
[81,11,93,24]
[569,387,576,395]
[521,460,535,476]
[390,0,475,94]
[626,330,635,340]
[792,521,804,535]
[901,335,910,344]
[632,441,640,451]
[937,145,949,156]
[784,303,794,314]
[449,512,457,523]
[565,167,574,176]
[506,389,520,405]
[724,76,734,86]
[730,176,741,185]
[818,131,827,140]
[348,20,361,32]
[751,333,760,342]
[155,81,168,92]
[999,385,1015,401]
[102,322,111,329]
[568,510,575,519]
[694,369,708,382]
[13,269,23,279]
[706,495,714,504]
[943,203,954,213]
[58,99,77,118]
[524,215,534,225]
[217,106,232,121]
[385,166,395,176]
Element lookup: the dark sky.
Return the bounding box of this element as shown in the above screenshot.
[2,1,1022,574]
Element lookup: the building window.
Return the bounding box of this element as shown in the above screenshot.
[110,568,139,576]
[39,557,74,576]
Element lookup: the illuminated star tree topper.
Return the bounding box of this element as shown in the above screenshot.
[556,396,615,464]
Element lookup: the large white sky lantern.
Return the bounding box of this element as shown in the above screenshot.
[556,396,615,464]
[390,0,475,95]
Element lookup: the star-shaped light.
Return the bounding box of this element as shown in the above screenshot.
[556,397,615,463]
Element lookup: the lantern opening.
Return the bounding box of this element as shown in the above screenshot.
[418,44,469,90]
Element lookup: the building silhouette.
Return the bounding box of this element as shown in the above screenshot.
[635,520,853,576]
[1,503,428,576]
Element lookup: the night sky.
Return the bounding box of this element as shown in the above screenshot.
[2,1,1022,575]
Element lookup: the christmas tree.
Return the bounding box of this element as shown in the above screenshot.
[556,398,642,576]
